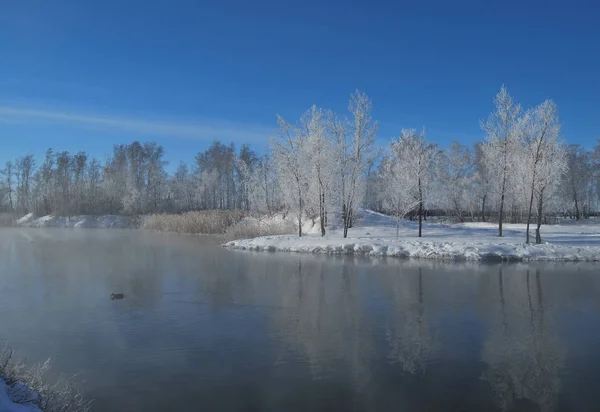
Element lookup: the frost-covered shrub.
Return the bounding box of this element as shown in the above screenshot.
[0,345,91,412]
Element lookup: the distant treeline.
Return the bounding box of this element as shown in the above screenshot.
[2,88,600,242]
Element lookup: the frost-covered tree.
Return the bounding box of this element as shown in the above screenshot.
[248,154,282,216]
[33,149,54,215]
[53,151,72,214]
[144,142,167,213]
[193,141,238,209]
[379,150,419,238]
[87,158,102,214]
[383,129,437,237]
[15,154,35,215]
[273,114,309,237]
[124,142,146,214]
[563,145,593,219]
[72,151,88,214]
[303,106,334,236]
[473,142,491,221]
[518,100,567,243]
[1,161,15,212]
[102,145,128,214]
[170,161,195,212]
[437,142,475,222]
[334,91,378,238]
[236,144,258,211]
[481,86,522,236]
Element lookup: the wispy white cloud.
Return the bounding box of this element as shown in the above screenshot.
[0,106,274,143]
[0,116,23,125]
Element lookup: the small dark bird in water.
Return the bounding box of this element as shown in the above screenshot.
[110,293,125,300]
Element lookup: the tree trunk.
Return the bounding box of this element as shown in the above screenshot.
[535,192,544,244]
[342,203,348,238]
[297,188,303,238]
[481,194,486,222]
[498,192,504,237]
[320,191,325,237]
[342,201,352,238]
[498,167,507,237]
[418,200,423,238]
[418,176,423,237]
[525,178,536,244]
[454,200,463,223]
[573,192,580,220]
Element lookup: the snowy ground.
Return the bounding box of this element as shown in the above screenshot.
[16,213,140,229]
[224,210,600,262]
[0,379,40,412]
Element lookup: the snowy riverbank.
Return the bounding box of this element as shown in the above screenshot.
[0,378,41,412]
[0,346,90,412]
[224,210,600,262]
[16,213,141,229]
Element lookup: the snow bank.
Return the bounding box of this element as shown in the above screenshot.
[225,236,600,262]
[0,379,41,412]
[17,214,141,229]
[15,213,35,225]
[224,210,600,262]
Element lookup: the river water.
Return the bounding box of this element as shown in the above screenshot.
[1,229,599,411]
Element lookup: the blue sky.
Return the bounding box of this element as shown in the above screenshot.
[1,0,599,168]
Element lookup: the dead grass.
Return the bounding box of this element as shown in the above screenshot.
[142,210,245,234]
[225,217,296,239]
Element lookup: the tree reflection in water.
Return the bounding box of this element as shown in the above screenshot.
[480,267,565,412]
[384,267,436,375]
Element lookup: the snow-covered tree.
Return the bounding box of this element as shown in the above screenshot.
[170,161,192,212]
[481,86,522,236]
[272,114,309,237]
[15,154,35,215]
[517,100,567,243]
[144,142,167,213]
[248,153,282,216]
[473,142,491,221]
[236,145,258,211]
[436,141,475,222]
[72,151,88,214]
[382,129,438,237]
[0,161,15,212]
[193,141,239,210]
[379,151,420,238]
[333,90,378,238]
[303,106,334,236]
[563,145,593,219]
[87,158,102,214]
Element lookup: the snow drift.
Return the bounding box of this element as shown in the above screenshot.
[0,378,41,412]
[16,214,140,229]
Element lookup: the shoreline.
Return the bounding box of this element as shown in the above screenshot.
[223,210,600,263]
[223,237,600,262]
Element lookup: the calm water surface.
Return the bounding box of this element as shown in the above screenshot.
[1,229,600,412]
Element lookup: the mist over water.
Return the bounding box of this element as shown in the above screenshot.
[1,229,600,411]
